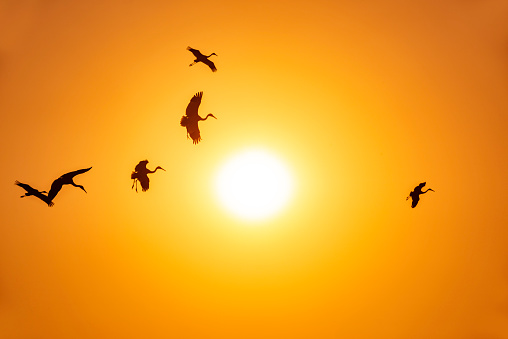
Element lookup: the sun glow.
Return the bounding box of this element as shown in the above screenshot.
[215,149,294,221]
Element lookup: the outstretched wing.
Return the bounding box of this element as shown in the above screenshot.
[187,46,202,58]
[35,192,54,207]
[15,181,32,192]
[47,178,63,201]
[60,167,92,180]
[202,58,217,72]
[410,193,420,208]
[185,122,202,144]
[134,161,148,173]
[186,92,202,118]
[138,175,150,192]
[15,181,53,206]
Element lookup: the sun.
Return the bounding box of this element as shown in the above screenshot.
[215,149,294,221]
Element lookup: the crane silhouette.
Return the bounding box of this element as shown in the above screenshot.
[131,160,165,192]
[47,167,92,203]
[187,46,217,72]
[15,181,54,207]
[407,182,435,208]
[180,91,217,144]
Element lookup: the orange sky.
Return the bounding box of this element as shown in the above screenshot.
[1,1,508,338]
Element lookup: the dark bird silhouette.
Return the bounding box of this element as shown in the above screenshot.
[47,167,92,202]
[131,160,165,192]
[15,181,54,207]
[407,182,435,208]
[180,91,217,144]
[187,46,217,72]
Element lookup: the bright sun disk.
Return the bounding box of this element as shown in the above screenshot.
[215,149,294,221]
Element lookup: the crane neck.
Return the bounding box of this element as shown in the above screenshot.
[149,167,164,173]
[201,114,215,121]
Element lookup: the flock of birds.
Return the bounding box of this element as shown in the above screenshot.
[15,46,434,209]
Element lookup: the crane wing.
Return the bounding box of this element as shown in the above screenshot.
[15,181,33,192]
[134,161,148,173]
[187,46,202,58]
[185,122,202,144]
[411,195,420,208]
[138,175,150,192]
[47,178,63,201]
[15,181,53,206]
[33,191,54,207]
[186,92,202,118]
[60,167,92,180]
[202,58,217,72]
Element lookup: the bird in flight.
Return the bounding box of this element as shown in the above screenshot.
[131,160,165,192]
[407,182,435,208]
[15,181,54,207]
[187,46,217,72]
[47,167,92,203]
[180,91,217,144]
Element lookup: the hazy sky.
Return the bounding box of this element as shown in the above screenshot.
[1,1,507,338]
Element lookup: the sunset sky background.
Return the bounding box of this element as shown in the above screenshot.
[1,0,508,338]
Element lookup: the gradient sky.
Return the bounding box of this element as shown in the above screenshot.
[1,1,507,338]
